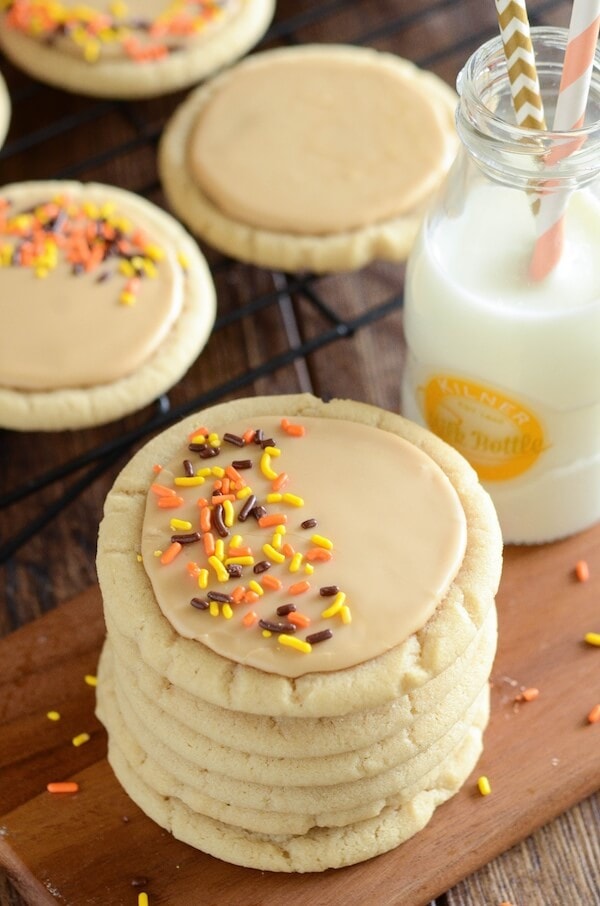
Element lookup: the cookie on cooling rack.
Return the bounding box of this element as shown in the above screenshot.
[0,181,216,431]
[0,0,275,99]
[158,44,459,273]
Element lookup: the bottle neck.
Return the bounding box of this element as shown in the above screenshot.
[455,27,600,192]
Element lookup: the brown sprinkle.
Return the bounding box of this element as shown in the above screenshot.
[301,518,317,529]
[259,619,297,634]
[170,531,201,544]
[253,560,271,574]
[238,494,257,521]
[232,459,253,470]
[306,629,333,644]
[223,432,245,447]
[190,597,209,610]
[319,585,340,597]
[182,458,195,477]
[276,603,297,616]
[207,591,233,603]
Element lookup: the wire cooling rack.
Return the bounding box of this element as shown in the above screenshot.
[0,0,567,575]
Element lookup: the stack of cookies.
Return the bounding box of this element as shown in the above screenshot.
[96,394,502,872]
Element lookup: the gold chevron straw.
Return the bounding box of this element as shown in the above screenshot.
[495,0,547,129]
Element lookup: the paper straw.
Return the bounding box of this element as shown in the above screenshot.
[529,0,600,281]
[495,0,546,128]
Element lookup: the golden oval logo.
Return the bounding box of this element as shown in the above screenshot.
[422,375,546,481]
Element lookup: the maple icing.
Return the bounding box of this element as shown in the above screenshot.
[2,0,237,63]
[141,415,467,677]
[186,51,455,235]
[0,184,184,390]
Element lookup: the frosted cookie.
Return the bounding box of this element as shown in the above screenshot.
[159,45,458,272]
[0,70,9,150]
[97,395,501,717]
[0,0,275,99]
[0,181,216,431]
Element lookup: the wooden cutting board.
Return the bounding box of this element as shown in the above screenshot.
[1,527,600,906]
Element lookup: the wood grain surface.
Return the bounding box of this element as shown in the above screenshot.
[1,1,598,904]
[1,530,600,905]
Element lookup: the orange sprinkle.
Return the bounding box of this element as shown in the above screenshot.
[242,611,258,627]
[227,546,253,557]
[47,782,79,794]
[188,426,209,441]
[152,463,163,473]
[186,562,200,577]
[157,495,184,509]
[200,506,212,533]
[243,591,260,604]
[258,513,287,528]
[242,428,255,444]
[272,472,289,492]
[575,559,590,582]
[284,423,306,437]
[160,542,182,565]
[211,494,236,504]
[261,574,283,591]
[231,586,246,604]
[282,542,295,557]
[287,612,311,628]
[516,687,539,702]
[225,465,245,484]
[150,482,176,497]
[305,548,333,562]
[203,533,215,557]
[587,703,600,724]
[289,580,310,595]
[221,477,231,495]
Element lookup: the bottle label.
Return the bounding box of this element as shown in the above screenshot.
[421,374,546,481]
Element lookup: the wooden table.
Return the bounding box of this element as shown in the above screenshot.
[1,2,598,904]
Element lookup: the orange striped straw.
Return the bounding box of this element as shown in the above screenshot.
[530,0,600,280]
[495,0,546,129]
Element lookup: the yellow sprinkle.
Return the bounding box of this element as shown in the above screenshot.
[321,591,346,619]
[271,532,282,550]
[230,534,243,549]
[198,568,208,589]
[138,892,149,906]
[211,466,225,478]
[46,710,61,721]
[83,40,100,63]
[170,518,192,531]
[224,556,255,566]
[177,250,189,270]
[282,493,304,507]
[263,543,286,563]
[585,632,600,647]
[118,259,135,277]
[262,629,272,638]
[312,534,333,550]
[208,555,229,582]
[136,553,143,563]
[144,243,165,261]
[196,466,212,477]
[84,674,97,687]
[264,445,281,457]
[477,775,492,796]
[153,550,162,558]
[237,486,253,499]
[340,605,352,624]
[289,552,303,573]
[174,476,205,486]
[214,538,225,561]
[190,433,207,445]
[209,601,220,617]
[248,580,264,596]
[266,493,283,503]
[260,452,278,480]
[223,499,234,527]
[72,732,91,747]
[140,258,157,278]
[119,290,136,306]
[304,563,314,575]
[208,432,220,446]
[279,634,312,654]
[222,603,233,620]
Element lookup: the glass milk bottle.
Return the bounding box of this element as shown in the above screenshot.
[402,27,600,544]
